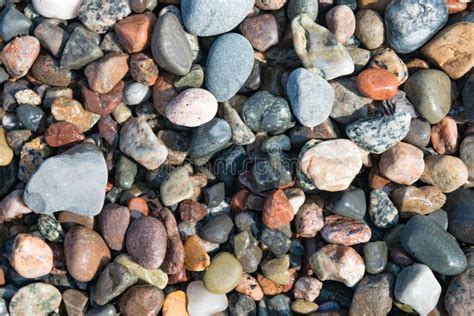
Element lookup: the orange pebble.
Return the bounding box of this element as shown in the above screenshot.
[446,0,467,13]
[162,290,189,316]
[127,197,149,218]
[231,189,251,213]
[357,68,399,100]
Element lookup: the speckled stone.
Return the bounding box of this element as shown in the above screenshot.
[350,273,393,315]
[321,215,371,246]
[288,0,319,20]
[166,88,218,127]
[9,283,61,315]
[385,0,448,53]
[78,0,131,34]
[330,77,371,124]
[60,26,104,70]
[346,112,411,154]
[363,241,388,274]
[205,33,254,102]
[445,188,474,244]
[355,9,384,50]
[401,215,467,275]
[368,189,399,228]
[261,228,292,257]
[420,155,468,193]
[328,187,366,220]
[444,248,474,315]
[181,0,254,36]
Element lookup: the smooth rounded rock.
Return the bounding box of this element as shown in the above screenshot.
[84,52,129,94]
[98,204,130,251]
[115,13,155,53]
[325,5,356,43]
[240,14,279,52]
[403,118,431,148]
[33,0,81,19]
[379,142,425,185]
[356,68,399,100]
[355,9,384,49]
[445,188,474,244]
[123,82,150,106]
[9,233,53,279]
[204,252,243,294]
[327,187,366,220]
[321,215,371,245]
[460,136,474,179]
[187,281,228,316]
[420,155,468,193]
[188,118,232,162]
[94,262,138,305]
[392,186,446,217]
[118,285,164,316]
[200,213,234,244]
[363,241,388,274]
[431,116,459,155]
[78,0,131,34]
[9,283,61,315]
[350,273,393,315]
[166,88,218,127]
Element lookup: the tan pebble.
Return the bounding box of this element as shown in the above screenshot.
[235,273,264,301]
[184,235,210,271]
[84,52,129,93]
[2,36,40,78]
[9,233,53,278]
[0,128,13,166]
[162,290,189,316]
[379,142,425,185]
[51,96,100,133]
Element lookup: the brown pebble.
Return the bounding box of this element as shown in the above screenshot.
[118,285,164,316]
[31,54,72,87]
[2,36,40,79]
[184,235,210,272]
[82,80,124,116]
[391,186,446,217]
[98,115,119,147]
[431,116,459,154]
[263,189,294,230]
[406,58,430,74]
[51,97,99,133]
[130,0,147,12]
[9,233,53,278]
[34,21,69,58]
[115,13,156,53]
[44,122,84,147]
[179,199,208,222]
[98,204,130,251]
[58,211,94,230]
[0,266,4,286]
[240,14,279,52]
[357,68,399,100]
[84,52,129,94]
[231,189,251,214]
[153,72,178,116]
[130,53,159,86]
[62,289,88,316]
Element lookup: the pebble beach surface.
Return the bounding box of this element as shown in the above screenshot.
[0,0,473,315]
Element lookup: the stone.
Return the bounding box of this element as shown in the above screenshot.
[181,0,254,36]
[445,188,474,244]
[385,0,448,53]
[86,305,117,316]
[60,26,104,70]
[18,137,52,183]
[328,187,366,220]
[0,128,13,167]
[200,213,233,244]
[9,283,61,315]
[84,52,129,94]
[292,299,318,314]
[310,244,365,287]
[260,228,291,257]
[257,274,284,296]
[240,14,279,52]
[369,47,408,85]
[130,53,159,86]
[16,105,44,132]
[204,252,243,294]
[357,0,391,11]
[256,0,286,9]
[155,207,185,274]
[356,68,398,100]
[421,22,473,79]
[79,0,131,34]
[187,281,228,315]
[330,77,371,124]
[235,274,264,301]
[32,0,82,19]
[460,136,474,179]
[369,189,399,228]
[421,155,468,193]
[6,130,31,156]
[234,231,263,273]
[151,12,192,76]
[2,36,40,79]
[294,276,322,301]
[295,202,324,237]
[299,139,362,191]
[267,295,292,315]
[0,189,31,222]
[115,13,155,53]
[118,285,164,315]
[51,97,99,133]
[184,235,211,271]
[94,263,137,305]
[292,14,354,80]
[287,68,335,128]
[14,89,41,106]
[401,215,467,275]
[153,72,178,116]
[346,112,411,154]
[263,190,294,230]
[160,167,194,206]
[44,122,84,147]
[98,204,130,251]
[350,273,393,316]
[31,54,72,87]
[444,248,474,315]
[379,142,424,185]
[34,21,69,58]
[321,215,371,245]
[229,293,257,315]
[394,264,441,315]
[24,143,107,216]
[431,116,458,155]
[188,118,232,162]
[363,241,388,274]
[392,186,446,217]
[354,9,384,49]
[403,118,431,148]
[38,214,64,242]
[174,64,205,91]
[119,117,168,170]
[261,255,291,285]
[82,80,124,116]
[205,33,254,102]
[463,74,474,122]
[123,82,150,105]
[9,233,53,278]
[288,0,319,20]
[0,7,32,42]
[163,290,189,316]
[325,5,355,43]
[62,289,88,316]
[166,88,218,127]
[59,211,94,230]
[127,197,148,218]
[64,226,111,282]
[115,254,168,289]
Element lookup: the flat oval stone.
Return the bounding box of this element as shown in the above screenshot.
[118,285,164,315]
[356,68,399,100]
[188,118,232,160]
[98,204,130,251]
[151,12,192,76]
[9,283,61,315]
[187,281,228,315]
[327,187,366,220]
[401,215,467,275]
[445,188,474,244]
[32,0,82,19]
[204,252,243,294]
[166,88,218,127]
[391,186,446,218]
[385,0,448,53]
[24,143,107,216]
[9,233,53,279]
[182,0,254,36]
[346,112,411,154]
[200,213,234,244]
[115,254,168,289]
[205,33,254,102]
[321,215,371,245]
[363,241,388,274]
[420,155,468,193]
[287,68,335,128]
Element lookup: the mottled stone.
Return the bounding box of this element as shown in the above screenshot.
[350,273,393,316]
[44,122,84,148]
[369,189,399,228]
[444,248,474,315]
[9,283,61,315]
[379,142,425,185]
[184,235,210,271]
[392,186,446,217]
[2,36,40,79]
[369,47,408,85]
[60,26,104,70]
[84,52,129,94]
[261,255,291,285]
[118,285,164,316]
[355,9,384,49]
[263,190,295,230]
[62,289,88,316]
[330,77,371,124]
[82,80,124,116]
[51,97,99,133]
[295,202,324,237]
[240,14,279,52]
[130,53,159,86]
[78,0,131,34]
[155,207,185,274]
[321,215,371,245]
[9,233,53,278]
[420,155,468,193]
[166,88,218,127]
[18,137,52,183]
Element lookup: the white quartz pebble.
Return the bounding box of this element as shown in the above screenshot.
[32,0,82,20]
[187,281,228,316]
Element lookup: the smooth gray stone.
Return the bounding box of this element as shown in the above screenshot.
[0,6,33,42]
[363,241,388,274]
[189,118,232,159]
[463,73,474,122]
[328,187,366,220]
[445,188,474,244]
[93,263,138,305]
[86,304,117,316]
[403,118,431,148]
[181,0,254,36]
[401,215,467,275]
[200,213,234,244]
[205,33,254,102]
[427,209,448,230]
[16,105,44,132]
[24,143,108,216]
[385,0,448,53]
[60,25,104,70]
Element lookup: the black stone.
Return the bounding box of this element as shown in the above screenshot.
[260,228,291,258]
[328,187,366,220]
[463,73,474,123]
[200,213,234,244]
[445,188,474,244]
[0,159,17,197]
[0,6,33,42]
[16,105,45,132]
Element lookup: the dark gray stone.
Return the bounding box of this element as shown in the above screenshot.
[0,6,33,42]
[200,213,234,244]
[328,187,366,220]
[86,304,117,316]
[0,159,16,197]
[204,182,225,208]
[229,293,257,316]
[445,188,474,244]
[189,118,232,160]
[463,73,474,122]
[403,118,431,148]
[288,0,319,21]
[60,25,104,70]
[93,263,137,305]
[363,241,388,274]
[261,228,291,258]
[16,105,44,132]
[266,295,292,316]
[427,209,448,230]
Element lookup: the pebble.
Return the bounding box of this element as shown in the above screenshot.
[392,186,446,217]
[445,188,474,244]
[363,241,388,274]
[200,213,233,244]
[44,122,84,147]
[24,143,107,216]
[328,187,366,220]
[460,136,474,179]
[292,299,318,314]
[294,276,322,301]
[394,264,441,315]
[115,13,155,53]
[162,290,189,316]
[51,97,99,133]
[235,274,264,301]
[299,139,362,191]
[261,255,291,285]
[119,117,168,170]
[86,304,117,316]
[160,167,194,206]
[261,228,291,257]
[166,88,218,127]
[420,154,468,193]
[62,289,88,316]
[330,77,371,124]
[321,215,371,245]
[287,68,335,128]
[32,0,82,19]
[14,89,41,106]
[404,69,452,124]
[188,118,232,162]
[79,0,131,34]
[123,82,150,105]
[368,189,399,228]
[16,105,44,132]
[292,14,354,80]
[401,215,467,275]
[325,5,356,43]
[385,0,448,53]
[256,0,287,9]
[354,9,384,50]
[6,130,31,156]
[64,226,111,282]
[205,33,254,102]
[115,254,168,289]
[444,248,474,315]
[295,202,324,237]
[229,293,257,315]
[83,80,124,116]
[18,136,52,183]
[152,72,178,116]
[60,26,104,70]
[0,189,32,222]
[38,214,64,242]
[310,244,365,287]
[350,273,393,315]
[346,112,411,154]
[2,36,40,79]
[118,285,164,315]
[263,190,294,230]
[9,233,53,278]
[174,64,204,91]
[151,12,192,76]
[204,252,243,294]
[98,204,130,251]
[356,68,398,100]
[34,21,69,58]
[187,281,228,316]
[126,216,167,269]
[287,0,319,20]
[84,52,129,94]
[156,207,185,274]
[0,128,13,167]
[403,118,431,148]
[93,263,137,306]
[184,234,210,271]
[9,283,61,315]
[234,231,263,273]
[379,142,424,185]
[240,14,279,52]
[130,53,159,86]
[369,47,409,85]
[0,7,32,42]
[431,116,459,155]
[182,0,254,36]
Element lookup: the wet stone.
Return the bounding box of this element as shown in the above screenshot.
[327,187,366,220]
[60,26,104,70]
[93,262,138,305]
[363,241,388,274]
